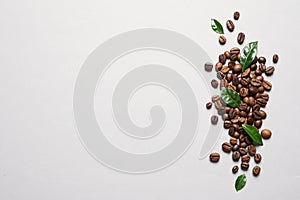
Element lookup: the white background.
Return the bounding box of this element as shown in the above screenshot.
[0,0,299,199]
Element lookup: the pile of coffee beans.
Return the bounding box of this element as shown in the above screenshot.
[206,11,279,178]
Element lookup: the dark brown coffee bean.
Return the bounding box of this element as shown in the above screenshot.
[215,62,223,71]
[252,166,261,176]
[228,61,235,69]
[232,151,241,161]
[256,75,264,82]
[261,129,272,139]
[245,136,253,145]
[222,142,232,153]
[254,119,262,129]
[225,73,233,82]
[237,53,241,61]
[239,134,246,142]
[259,64,266,72]
[256,98,267,107]
[239,117,246,124]
[221,66,230,74]
[249,86,258,95]
[217,71,225,80]
[239,88,248,97]
[248,96,255,106]
[259,110,267,119]
[265,66,275,76]
[241,155,250,163]
[248,145,257,156]
[239,111,247,118]
[226,20,235,32]
[222,113,229,121]
[219,35,226,45]
[239,142,248,148]
[233,131,240,139]
[255,69,262,76]
[241,162,249,171]
[273,54,279,63]
[233,11,240,20]
[214,100,223,110]
[237,32,245,44]
[227,84,236,91]
[230,47,240,55]
[258,56,266,64]
[232,75,239,86]
[261,93,269,101]
[219,54,226,64]
[254,153,262,163]
[247,117,254,125]
[218,107,226,115]
[240,78,249,86]
[243,97,249,105]
[211,115,218,125]
[257,86,264,93]
[263,80,272,91]
[238,103,247,111]
[209,152,220,162]
[251,79,262,87]
[223,51,230,59]
[253,110,262,120]
[230,137,238,145]
[228,108,237,119]
[206,102,212,109]
[211,79,218,89]
[250,64,257,71]
[204,62,213,72]
[232,165,239,174]
[228,127,235,136]
[224,120,232,129]
[232,144,239,151]
[230,54,237,61]
[239,148,247,156]
[242,68,250,77]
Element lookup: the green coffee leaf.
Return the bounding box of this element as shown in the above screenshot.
[211,19,224,34]
[220,88,241,108]
[235,174,247,192]
[242,124,263,145]
[240,41,258,72]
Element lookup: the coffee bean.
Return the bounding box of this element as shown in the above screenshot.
[240,78,249,86]
[230,54,237,61]
[239,103,247,111]
[239,148,247,156]
[232,75,239,85]
[214,100,223,110]
[247,117,254,125]
[225,73,233,82]
[206,102,212,109]
[239,142,248,148]
[255,69,262,76]
[258,56,266,64]
[230,47,240,55]
[256,75,264,82]
[219,54,226,64]
[248,145,257,156]
[263,80,272,91]
[250,64,257,71]
[254,119,262,129]
[252,166,261,176]
[261,93,269,101]
[248,96,255,106]
[219,35,226,45]
[241,162,249,171]
[241,155,250,163]
[233,11,240,20]
[230,137,238,145]
[273,54,279,63]
[256,98,267,107]
[242,68,250,77]
[212,95,220,102]
[211,115,218,125]
[261,129,272,139]
[249,86,258,95]
[243,97,249,104]
[245,136,253,145]
[209,152,220,162]
[226,20,235,32]
[217,71,225,80]
[233,131,240,139]
[252,56,258,64]
[239,88,248,97]
[237,32,245,44]
[232,165,239,174]
[254,153,262,163]
[259,64,266,72]
[265,66,275,76]
[251,79,262,87]
[204,62,213,72]
[211,79,219,88]
[259,110,267,119]
[228,108,237,119]
[218,107,226,115]
[228,61,235,69]
[222,142,233,153]
[224,120,232,129]
[227,84,236,91]
[221,66,230,74]
[250,72,256,79]
[253,110,262,120]
[232,144,239,151]
[228,127,235,136]
[232,151,241,161]
[258,86,265,93]
[215,62,223,71]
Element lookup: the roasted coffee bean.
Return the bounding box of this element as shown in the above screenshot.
[239,142,248,148]
[215,62,223,71]
[249,86,258,95]
[255,69,262,76]
[234,11,240,20]
[253,110,262,120]
[224,120,232,129]
[233,131,240,139]
[261,129,272,139]
[239,88,248,97]
[265,66,275,76]
[211,115,218,125]
[230,54,237,61]
[231,117,239,124]
[236,84,242,92]
[234,108,240,116]
[259,64,266,72]
[251,79,262,87]
[217,71,225,80]
[240,78,249,86]
[211,79,219,88]
[254,153,262,163]
[206,102,212,109]
[245,136,253,145]
[241,155,250,163]
[204,62,213,72]
[250,64,257,71]
[273,54,279,63]
[239,134,246,142]
[226,20,235,32]
[232,64,242,73]
[259,110,267,119]
[225,73,233,82]
[214,100,223,110]
[258,86,265,93]
[222,142,232,153]
[232,144,239,151]
[248,145,257,156]
[256,75,264,82]
[230,47,240,55]
[247,117,254,125]
[230,137,238,145]
[239,147,247,156]
[254,119,262,129]
[248,96,255,106]
[228,108,237,119]
[219,35,226,45]
[252,166,261,176]
[227,84,236,91]
[237,32,245,44]
[221,66,230,74]
[212,95,220,102]
[232,151,241,161]
[261,93,269,101]
[219,54,226,64]
[232,75,239,86]
[239,117,246,124]
[237,53,241,61]
[258,56,266,64]
[228,61,235,69]
[239,111,246,118]
[238,103,247,111]
[232,165,239,174]
[218,107,226,115]
[228,127,235,136]
[263,80,272,91]
[243,97,249,104]
[224,51,231,59]
[241,162,249,171]
[249,72,256,79]
[209,152,220,162]
[242,68,250,77]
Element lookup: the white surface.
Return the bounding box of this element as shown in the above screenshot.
[0,0,299,199]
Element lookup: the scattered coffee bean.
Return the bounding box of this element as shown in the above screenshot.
[263,80,272,91]
[261,129,272,139]
[233,64,242,73]
[224,51,231,59]
[248,145,257,156]
[206,102,212,109]
[232,151,241,162]
[273,54,279,63]
[211,79,219,88]
[237,32,245,44]
[215,62,223,71]
[226,20,235,32]
[265,66,275,76]
[219,54,226,64]
[241,155,250,163]
[209,152,220,162]
[219,35,227,45]
[211,115,218,125]
[241,162,249,171]
[230,47,240,55]
[252,166,261,176]
[254,153,262,163]
[233,11,240,20]
[239,148,247,156]
[232,144,239,151]
[230,137,238,145]
[258,56,266,64]
[232,165,239,174]
[259,64,266,72]
[204,62,213,72]
[222,142,233,153]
